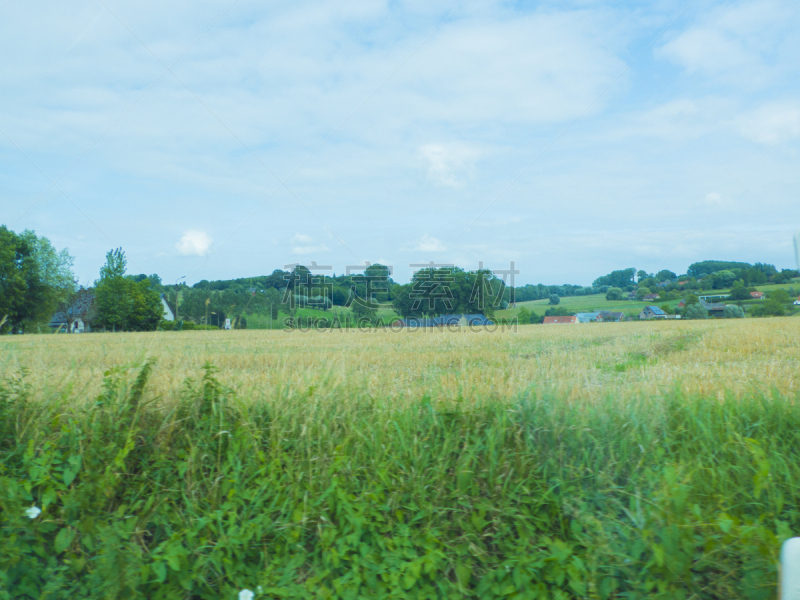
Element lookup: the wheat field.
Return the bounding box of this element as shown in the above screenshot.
[3,317,800,598]
[2,317,798,406]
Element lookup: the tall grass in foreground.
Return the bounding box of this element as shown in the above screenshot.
[1,363,798,599]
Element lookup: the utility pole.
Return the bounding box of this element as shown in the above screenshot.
[175,275,186,323]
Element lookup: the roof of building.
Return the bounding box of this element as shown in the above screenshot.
[644,306,666,315]
[750,291,764,297]
[575,312,602,323]
[701,301,726,310]
[543,316,577,324]
[598,311,626,320]
[49,291,95,326]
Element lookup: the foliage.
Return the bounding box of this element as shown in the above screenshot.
[517,307,532,325]
[655,269,676,282]
[723,305,745,319]
[685,303,708,320]
[754,299,785,317]
[0,227,76,334]
[768,289,790,304]
[687,261,752,278]
[392,267,503,318]
[548,294,560,305]
[605,287,623,301]
[729,281,751,301]
[593,267,636,289]
[635,287,651,300]
[94,249,163,331]
[0,363,797,598]
[544,306,572,317]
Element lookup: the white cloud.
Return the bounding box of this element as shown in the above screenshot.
[735,102,800,144]
[705,192,723,206]
[656,0,798,84]
[290,234,328,255]
[406,234,446,253]
[419,143,481,187]
[175,230,213,256]
[292,233,314,244]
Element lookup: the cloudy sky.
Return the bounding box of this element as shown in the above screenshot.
[1,0,799,286]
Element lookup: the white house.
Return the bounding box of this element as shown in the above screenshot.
[794,296,800,306]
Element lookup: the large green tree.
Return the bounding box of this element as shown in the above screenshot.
[95,248,162,331]
[0,226,75,333]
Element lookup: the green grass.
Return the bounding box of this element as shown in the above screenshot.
[497,293,682,318]
[498,280,800,320]
[1,363,797,598]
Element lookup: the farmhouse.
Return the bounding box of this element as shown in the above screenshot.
[543,316,578,325]
[638,306,666,320]
[701,301,726,316]
[49,291,95,333]
[575,312,603,323]
[644,293,660,301]
[598,311,626,322]
[750,291,764,300]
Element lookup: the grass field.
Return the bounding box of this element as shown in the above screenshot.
[2,319,799,598]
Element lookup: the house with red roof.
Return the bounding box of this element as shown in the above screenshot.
[750,291,764,300]
[543,316,578,325]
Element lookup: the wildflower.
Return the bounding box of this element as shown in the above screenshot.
[25,506,41,519]
[239,590,254,600]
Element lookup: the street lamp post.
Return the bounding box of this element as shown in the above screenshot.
[175,275,186,323]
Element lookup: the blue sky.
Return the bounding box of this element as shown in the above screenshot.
[1,0,799,286]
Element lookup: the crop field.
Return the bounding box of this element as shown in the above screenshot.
[2,319,800,598]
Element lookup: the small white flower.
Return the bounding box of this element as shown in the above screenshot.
[239,590,255,600]
[25,506,41,519]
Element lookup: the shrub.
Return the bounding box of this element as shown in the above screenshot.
[685,303,708,319]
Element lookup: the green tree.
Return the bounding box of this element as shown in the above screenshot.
[95,248,162,331]
[0,227,27,333]
[605,287,623,301]
[594,268,636,289]
[769,289,790,304]
[684,294,700,307]
[762,299,785,316]
[517,307,531,325]
[548,294,560,305]
[0,227,75,333]
[635,287,651,300]
[723,305,745,318]
[685,303,708,319]
[729,281,751,301]
[656,269,677,282]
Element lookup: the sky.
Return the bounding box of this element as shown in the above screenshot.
[1,0,799,287]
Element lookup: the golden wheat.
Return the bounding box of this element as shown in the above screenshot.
[2,318,798,406]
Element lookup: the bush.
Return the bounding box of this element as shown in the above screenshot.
[685,303,708,319]
[548,294,560,305]
[723,305,745,319]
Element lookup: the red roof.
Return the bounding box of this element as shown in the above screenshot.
[750,291,764,298]
[543,316,577,324]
